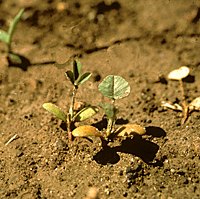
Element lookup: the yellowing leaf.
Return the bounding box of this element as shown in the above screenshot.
[168,66,190,80]
[72,125,102,137]
[73,106,98,122]
[113,124,146,137]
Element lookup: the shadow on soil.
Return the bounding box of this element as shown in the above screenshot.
[7,54,55,71]
[94,126,166,166]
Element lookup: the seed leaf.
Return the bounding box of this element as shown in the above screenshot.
[189,97,200,111]
[72,125,102,137]
[8,53,22,65]
[73,60,82,80]
[65,70,75,85]
[99,75,130,99]
[113,124,146,138]
[0,30,9,43]
[168,66,190,80]
[8,9,24,44]
[73,106,98,122]
[43,103,66,122]
[76,72,91,85]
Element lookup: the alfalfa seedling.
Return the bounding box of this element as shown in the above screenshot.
[43,60,98,140]
[72,75,146,146]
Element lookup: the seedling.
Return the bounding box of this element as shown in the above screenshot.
[43,60,98,140]
[162,66,200,123]
[0,9,24,65]
[71,75,146,146]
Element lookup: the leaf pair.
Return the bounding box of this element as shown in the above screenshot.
[66,60,91,86]
[43,103,98,123]
[71,124,146,139]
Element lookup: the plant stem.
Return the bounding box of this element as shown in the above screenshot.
[66,113,72,141]
[106,99,116,137]
[179,79,189,123]
[69,85,78,118]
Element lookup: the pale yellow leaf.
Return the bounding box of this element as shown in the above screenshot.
[168,66,190,80]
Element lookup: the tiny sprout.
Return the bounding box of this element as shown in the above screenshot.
[0,9,24,65]
[98,75,131,137]
[43,60,98,140]
[163,66,200,123]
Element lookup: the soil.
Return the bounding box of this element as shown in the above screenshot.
[0,0,200,198]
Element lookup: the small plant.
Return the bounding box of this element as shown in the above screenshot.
[162,66,200,123]
[0,9,24,65]
[72,75,146,146]
[43,60,99,140]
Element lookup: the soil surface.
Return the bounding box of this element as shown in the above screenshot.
[0,0,200,198]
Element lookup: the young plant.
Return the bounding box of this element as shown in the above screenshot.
[162,66,200,123]
[71,75,146,146]
[0,9,24,65]
[43,60,98,140]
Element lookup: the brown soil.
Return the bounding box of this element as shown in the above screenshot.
[0,0,200,198]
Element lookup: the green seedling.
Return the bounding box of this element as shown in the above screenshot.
[43,60,98,140]
[71,75,146,146]
[0,9,24,65]
[98,75,130,137]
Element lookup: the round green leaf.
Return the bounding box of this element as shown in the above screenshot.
[43,103,66,122]
[98,75,130,99]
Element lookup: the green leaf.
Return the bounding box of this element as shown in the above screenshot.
[73,106,99,122]
[8,9,24,44]
[43,103,66,122]
[76,72,91,85]
[65,70,75,85]
[0,30,9,43]
[8,53,22,65]
[73,60,82,80]
[98,75,130,99]
[98,102,118,119]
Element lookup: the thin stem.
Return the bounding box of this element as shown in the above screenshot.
[111,98,116,131]
[67,113,72,141]
[69,85,78,118]
[179,79,189,123]
[106,99,116,137]
[179,80,186,104]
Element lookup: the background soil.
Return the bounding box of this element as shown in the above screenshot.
[0,0,200,198]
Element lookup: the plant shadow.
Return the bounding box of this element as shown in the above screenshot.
[93,126,166,166]
[92,116,129,131]
[7,54,55,71]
